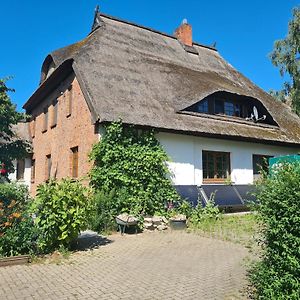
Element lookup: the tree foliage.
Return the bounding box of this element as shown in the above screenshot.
[89,121,179,218]
[270,7,300,114]
[0,78,29,174]
[250,162,300,299]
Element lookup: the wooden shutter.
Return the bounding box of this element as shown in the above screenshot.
[51,99,58,127]
[71,147,78,178]
[31,159,36,182]
[67,85,73,117]
[16,159,25,180]
[43,107,48,132]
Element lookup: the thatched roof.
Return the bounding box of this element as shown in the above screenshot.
[12,122,31,143]
[24,13,300,146]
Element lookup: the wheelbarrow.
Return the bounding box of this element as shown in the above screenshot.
[115,214,138,235]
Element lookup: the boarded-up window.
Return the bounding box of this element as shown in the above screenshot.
[31,159,36,182]
[45,154,52,180]
[202,151,230,182]
[51,99,58,128]
[16,159,25,180]
[66,85,73,117]
[71,147,78,178]
[43,107,48,132]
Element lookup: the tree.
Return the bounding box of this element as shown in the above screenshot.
[0,78,30,177]
[270,7,300,115]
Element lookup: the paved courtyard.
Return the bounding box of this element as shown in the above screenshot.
[0,231,250,299]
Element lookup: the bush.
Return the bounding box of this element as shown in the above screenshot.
[189,196,220,225]
[33,179,91,253]
[89,121,179,218]
[250,162,300,299]
[0,183,37,257]
[89,190,117,233]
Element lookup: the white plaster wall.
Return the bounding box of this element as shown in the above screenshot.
[8,159,31,189]
[158,132,300,185]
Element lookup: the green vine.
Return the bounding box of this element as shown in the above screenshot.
[89,120,179,218]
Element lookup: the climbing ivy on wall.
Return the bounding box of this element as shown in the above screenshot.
[89,120,179,216]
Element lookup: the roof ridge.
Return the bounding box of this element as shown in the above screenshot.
[99,13,217,52]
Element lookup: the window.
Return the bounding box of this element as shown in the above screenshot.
[196,100,208,113]
[51,99,58,128]
[202,151,230,182]
[16,159,25,180]
[215,99,224,114]
[45,154,52,180]
[66,85,73,117]
[42,107,48,132]
[71,147,78,178]
[31,118,36,138]
[183,91,279,126]
[31,159,36,182]
[253,155,273,180]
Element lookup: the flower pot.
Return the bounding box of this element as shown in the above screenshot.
[169,219,187,230]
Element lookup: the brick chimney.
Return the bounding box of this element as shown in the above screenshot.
[175,19,192,46]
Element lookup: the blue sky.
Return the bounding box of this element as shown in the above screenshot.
[1,0,298,111]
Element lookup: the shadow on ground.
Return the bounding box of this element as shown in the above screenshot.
[70,230,113,251]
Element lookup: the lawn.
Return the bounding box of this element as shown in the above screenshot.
[188,213,259,248]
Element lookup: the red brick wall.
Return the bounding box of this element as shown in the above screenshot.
[29,73,98,195]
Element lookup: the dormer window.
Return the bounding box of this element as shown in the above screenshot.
[197,100,208,113]
[183,91,278,126]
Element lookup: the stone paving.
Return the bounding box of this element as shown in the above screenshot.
[0,231,250,299]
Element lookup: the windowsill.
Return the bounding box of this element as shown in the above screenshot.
[203,179,228,184]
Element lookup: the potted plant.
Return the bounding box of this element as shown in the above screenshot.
[167,201,187,230]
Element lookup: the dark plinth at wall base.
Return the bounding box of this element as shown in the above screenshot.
[0,255,31,267]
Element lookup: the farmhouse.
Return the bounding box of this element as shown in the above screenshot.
[18,9,300,205]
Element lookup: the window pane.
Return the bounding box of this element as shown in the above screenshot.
[203,152,208,178]
[224,102,235,116]
[253,155,272,175]
[234,104,242,117]
[202,151,230,181]
[197,100,208,113]
[215,99,224,114]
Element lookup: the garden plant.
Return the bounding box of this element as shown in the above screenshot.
[249,162,300,299]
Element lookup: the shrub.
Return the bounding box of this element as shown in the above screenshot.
[189,195,220,225]
[89,121,179,218]
[0,213,37,257]
[33,179,91,253]
[250,162,300,299]
[0,183,37,257]
[89,190,117,233]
